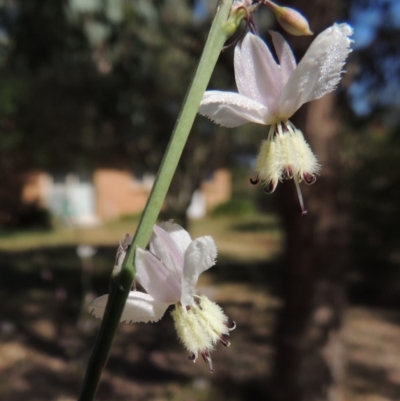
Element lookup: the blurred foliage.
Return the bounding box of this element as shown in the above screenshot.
[0,0,241,226]
[11,202,52,230]
[342,117,400,304]
[349,0,400,115]
[211,198,258,218]
[342,0,400,304]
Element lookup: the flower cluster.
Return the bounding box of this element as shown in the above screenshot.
[90,222,235,372]
[199,23,353,213]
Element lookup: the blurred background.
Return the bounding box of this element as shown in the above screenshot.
[0,0,399,400]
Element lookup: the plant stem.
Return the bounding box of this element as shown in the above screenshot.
[78,1,238,400]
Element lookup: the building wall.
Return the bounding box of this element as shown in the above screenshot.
[22,171,51,207]
[94,169,152,220]
[22,168,231,223]
[202,169,232,211]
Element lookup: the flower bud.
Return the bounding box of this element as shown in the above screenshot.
[225,0,260,37]
[263,0,313,36]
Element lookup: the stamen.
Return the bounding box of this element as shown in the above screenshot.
[263,180,276,194]
[201,351,214,373]
[248,15,258,34]
[284,166,293,180]
[277,122,284,137]
[226,320,237,331]
[267,124,276,140]
[219,336,231,347]
[293,175,307,215]
[303,172,317,185]
[287,120,297,132]
[284,121,294,133]
[250,176,260,185]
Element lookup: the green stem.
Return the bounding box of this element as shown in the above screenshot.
[78,1,238,400]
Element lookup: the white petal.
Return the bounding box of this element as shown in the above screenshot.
[280,23,353,116]
[269,31,296,85]
[157,221,192,255]
[235,33,283,111]
[199,91,273,127]
[89,291,169,323]
[149,225,184,283]
[181,236,217,306]
[135,248,181,303]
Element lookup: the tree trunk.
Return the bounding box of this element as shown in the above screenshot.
[270,2,348,401]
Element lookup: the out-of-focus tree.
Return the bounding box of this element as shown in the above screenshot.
[342,118,400,305]
[343,0,400,305]
[0,0,233,227]
[268,0,400,400]
[266,1,349,401]
[348,0,400,116]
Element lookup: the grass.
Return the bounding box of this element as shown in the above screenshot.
[0,213,283,261]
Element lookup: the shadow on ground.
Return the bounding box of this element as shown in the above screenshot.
[0,245,276,401]
[1,246,400,401]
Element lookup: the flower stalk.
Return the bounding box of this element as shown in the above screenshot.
[78,1,238,400]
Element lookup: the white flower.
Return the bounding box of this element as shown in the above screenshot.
[199,23,353,213]
[90,222,235,372]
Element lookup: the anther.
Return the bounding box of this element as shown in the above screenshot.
[250,176,260,185]
[284,166,293,180]
[303,173,317,185]
[219,336,231,347]
[263,180,277,194]
[226,320,236,331]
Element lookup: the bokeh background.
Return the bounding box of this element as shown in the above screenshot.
[1,1,399,401]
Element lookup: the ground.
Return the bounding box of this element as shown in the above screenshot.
[0,214,399,401]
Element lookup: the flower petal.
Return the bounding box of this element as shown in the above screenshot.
[181,236,217,306]
[158,221,192,255]
[199,91,273,127]
[89,291,169,323]
[150,225,184,282]
[235,33,283,111]
[280,23,353,116]
[269,31,296,85]
[135,248,181,303]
